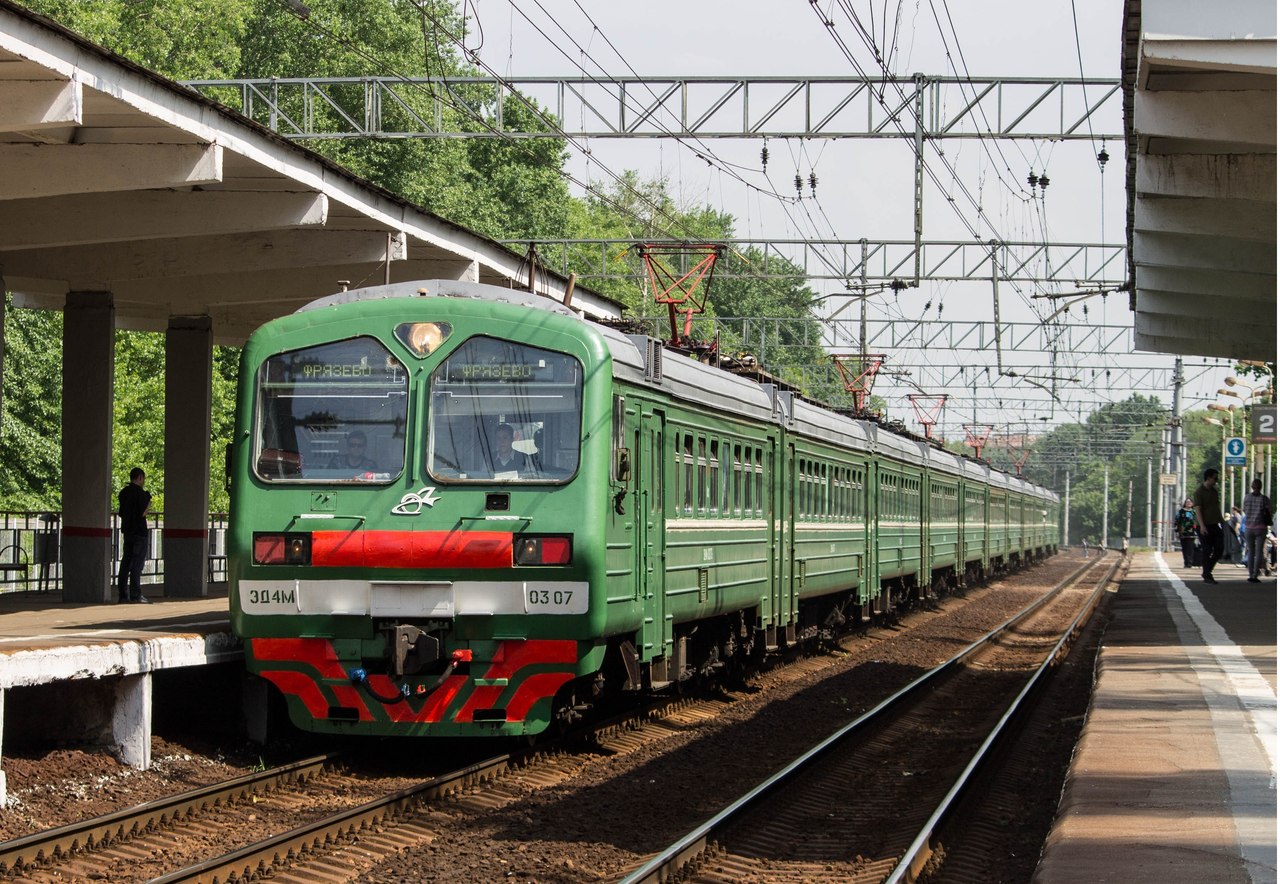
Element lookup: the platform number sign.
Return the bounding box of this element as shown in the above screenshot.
[1253,406,1277,444]
[1225,436,1247,467]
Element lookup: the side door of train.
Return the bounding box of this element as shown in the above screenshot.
[639,407,667,662]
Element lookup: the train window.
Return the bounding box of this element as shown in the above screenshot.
[426,337,582,484]
[756,449,765,516]
[253,337,408,484]
[742,446,752,514]
[697,437,708,513]
[710,440,721,514]
[719,441,730,513]
[680,434,694,514]
[737,445,747,514]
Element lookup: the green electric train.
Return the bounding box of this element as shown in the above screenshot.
[229,280,1060,738]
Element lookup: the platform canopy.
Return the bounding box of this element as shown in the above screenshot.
[1124,0,1277,362]
[0,1,621,343]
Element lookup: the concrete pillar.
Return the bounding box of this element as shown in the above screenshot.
[163,316,213,598]
[111,673,152,769]
[62,291,115,603]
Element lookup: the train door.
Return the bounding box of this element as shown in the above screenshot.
[639,408,667,664]
[778,439,796,640]
[865,459,879,608]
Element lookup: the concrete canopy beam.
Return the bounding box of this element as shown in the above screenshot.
[1140,37,1277,79]
[1134,322,1276,362]
[0,190,328,250]
[1136,265,1275,302]
[1133,309,1275,356]
[0,229,406,288]
[1137,287,1277,319]
[1135,153,1277,200]
[0,142,223,200]
[0,77,80,132]
[1132,230,1275,273]
[1134,196,1276,241]
[1135,89,1277,147]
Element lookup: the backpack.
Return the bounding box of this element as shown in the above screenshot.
[1262,501,1274,528]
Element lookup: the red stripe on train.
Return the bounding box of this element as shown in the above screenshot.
[250,638,347,680]
[310,530,513,569]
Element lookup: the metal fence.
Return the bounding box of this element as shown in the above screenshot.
[0,512,230,593]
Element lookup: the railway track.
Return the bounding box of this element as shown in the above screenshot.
[621,552,1121,884]
[0,556,1088,882]
[0,753,338,879]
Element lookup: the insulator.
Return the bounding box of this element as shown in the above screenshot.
[1028,171,1038,189]
[794,173,804,194]
[761,144,769,168]
[809,171,818,193]
[1097,147,1109,166]
[1038,174,1049,189]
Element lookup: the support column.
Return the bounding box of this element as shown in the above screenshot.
[163,316,213,597]
[62,291,115,603]
[111,673,152,769]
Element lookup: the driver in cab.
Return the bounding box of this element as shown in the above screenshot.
[490,423,528,477]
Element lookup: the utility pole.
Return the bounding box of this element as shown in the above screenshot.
[1063,470,1071,548]
[1125,479,1133,551]
[1146,455,1152,549]
[1103,463,1110,549]
[1172,357,1185,499]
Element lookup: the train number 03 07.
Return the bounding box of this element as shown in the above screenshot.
[528,588,573,606]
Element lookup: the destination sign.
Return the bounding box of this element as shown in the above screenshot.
[301,362,376,379]
[458,363,537,380]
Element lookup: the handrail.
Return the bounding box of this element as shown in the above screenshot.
[0,511,231,593]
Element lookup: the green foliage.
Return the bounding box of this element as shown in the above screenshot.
[0,300,62,511]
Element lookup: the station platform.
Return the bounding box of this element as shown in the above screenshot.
[1035,550,1277,884]
[0,585,237,801]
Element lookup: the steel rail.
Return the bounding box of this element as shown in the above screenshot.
[146,692,700,883]
[0,753,339,874]
[148,752,514,884]
[619,554,1112,884]
[885,553,1123,883]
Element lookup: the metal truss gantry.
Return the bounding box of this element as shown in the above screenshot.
[183,75,1122,141]
[516,238,1126,287]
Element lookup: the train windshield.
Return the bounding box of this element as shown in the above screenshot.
[254,337,408,483]
[427,336,583,484]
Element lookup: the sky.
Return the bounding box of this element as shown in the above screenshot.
[461,0,1236,439]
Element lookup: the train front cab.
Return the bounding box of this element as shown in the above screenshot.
[231,293,617,738]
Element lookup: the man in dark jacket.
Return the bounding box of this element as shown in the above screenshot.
[117,468,152,603]
[1193,468,1224,584]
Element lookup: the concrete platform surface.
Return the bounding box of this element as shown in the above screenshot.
[1034,551,1277,884]
[0,585,235,689]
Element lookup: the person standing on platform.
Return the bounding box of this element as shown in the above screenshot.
[1193,468,1224,584]
[1174,497,1200,568]
[116,467,152,604]
[1242,478,1273,583]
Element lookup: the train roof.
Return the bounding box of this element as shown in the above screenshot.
[290,280,1058,500]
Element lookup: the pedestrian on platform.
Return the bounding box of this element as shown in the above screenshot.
[1174,497,1200,568]
[116,467,152,603]
[1193,468,1224,584]
[1242,478,1273,583]
[1225,505,1245,565]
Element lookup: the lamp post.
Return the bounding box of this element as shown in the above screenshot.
[1207,403,1238,504]
[1203,416,1227,498]
[1225,376,1272,499]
